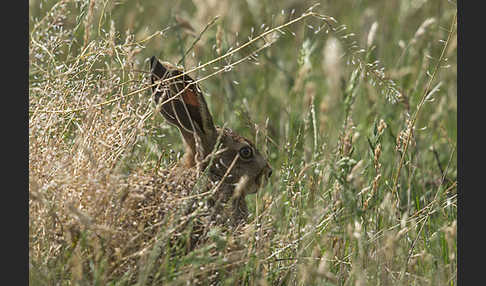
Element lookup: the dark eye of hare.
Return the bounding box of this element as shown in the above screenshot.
[239,146,253,159]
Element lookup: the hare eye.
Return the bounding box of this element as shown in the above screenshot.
[239,146,253,159]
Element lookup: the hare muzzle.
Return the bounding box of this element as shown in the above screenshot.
[244,163,272,195]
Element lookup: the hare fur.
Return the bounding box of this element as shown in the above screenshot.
[147,56,272,226]
[101,57,272,277]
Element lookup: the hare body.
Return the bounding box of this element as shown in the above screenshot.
[119,56,270,244]
[108,57,272,278]
[147,56,272,224]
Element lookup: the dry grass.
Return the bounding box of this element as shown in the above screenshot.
[29,0,456,285]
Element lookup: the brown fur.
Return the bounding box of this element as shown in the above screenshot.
[102,57,272,280]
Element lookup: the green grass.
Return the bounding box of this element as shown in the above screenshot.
[29,0,457,285]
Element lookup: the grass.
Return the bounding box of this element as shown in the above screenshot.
[29,0,457,285]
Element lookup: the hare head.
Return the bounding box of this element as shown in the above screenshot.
[149,56,272,214]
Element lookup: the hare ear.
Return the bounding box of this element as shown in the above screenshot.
[150,56,218,158]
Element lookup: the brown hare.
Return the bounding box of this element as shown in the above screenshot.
[74,57,273,281]
[145,56,272,227]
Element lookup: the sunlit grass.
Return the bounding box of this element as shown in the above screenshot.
[29,0,457,285]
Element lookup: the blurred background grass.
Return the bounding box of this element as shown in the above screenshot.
[29,0,456,285]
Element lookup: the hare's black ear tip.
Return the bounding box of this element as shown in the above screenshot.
[150,56,168,78]
[149,56,159,70]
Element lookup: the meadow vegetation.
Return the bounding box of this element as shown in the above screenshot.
[29,0,457,284]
